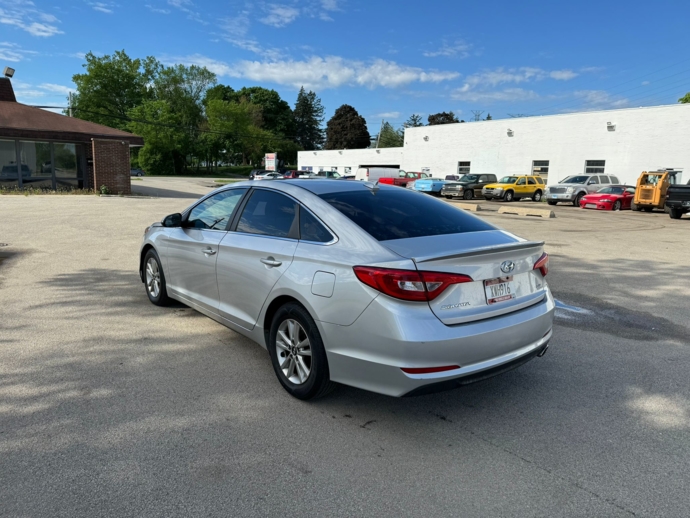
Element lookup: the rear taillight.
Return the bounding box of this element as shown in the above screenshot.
[353,266,472,302]
[533,252,549,277]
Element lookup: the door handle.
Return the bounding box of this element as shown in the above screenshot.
[260,257,282,267]
[202,248,217,256]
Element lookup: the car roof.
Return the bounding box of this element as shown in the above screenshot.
[267,178,403,196]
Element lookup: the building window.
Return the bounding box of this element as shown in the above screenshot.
[585,160,605,175]
[457,161,471,175]
[0,139,19,189]
[532,160,549,176]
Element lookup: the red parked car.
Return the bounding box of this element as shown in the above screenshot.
[579,185,636,211]
[282,170,312,179]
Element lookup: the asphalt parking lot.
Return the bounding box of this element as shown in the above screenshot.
[1,177,689,517]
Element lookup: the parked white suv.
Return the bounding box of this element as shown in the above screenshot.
[545,174,620,206]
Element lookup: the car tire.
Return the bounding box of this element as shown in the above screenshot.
[503,190,514,202]
[631,201,641,211]
[547,200,557,206]
[532,190,542,202]
[143,249,172,306]
[268,302,335,400]
[613,200,622,211]
[463,189,474,200]
[669,207,683,219]
[573,192,585,207]
[445,195,453,199]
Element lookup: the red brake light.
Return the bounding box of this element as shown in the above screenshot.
[353,266,472,302]
[533,252,549,277]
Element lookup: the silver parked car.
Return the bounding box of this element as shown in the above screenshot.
[139,180,554,399]
[545,174,620,206]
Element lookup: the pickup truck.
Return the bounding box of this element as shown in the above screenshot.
[665,180,690,219]
[378,171,429,188]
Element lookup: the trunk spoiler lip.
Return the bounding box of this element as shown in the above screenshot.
[404,240,545,263]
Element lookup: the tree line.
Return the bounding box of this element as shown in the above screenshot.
[70,50,493,173]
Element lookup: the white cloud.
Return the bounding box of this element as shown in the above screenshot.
[39,83,74,95]
[0,1,63,37]
[321,0,339,10]
[90,2,114,14]
[451,87,539,103]
[219,14,283,59]
[70,51,87,59]
[374,111,401,119]
[260,4,300,27]
[146,4,170,14]
[550,69,578,80]
[423,40,472,58]
[167,0,205,24]
[572,90,629,110]
[0,42,37,62]
[171,54,459,90]
[451,66,577,104]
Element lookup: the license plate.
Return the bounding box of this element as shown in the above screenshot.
[585,203,596,208]
[485,277,516,305]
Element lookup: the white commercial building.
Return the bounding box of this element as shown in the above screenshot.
[298,104,690,185]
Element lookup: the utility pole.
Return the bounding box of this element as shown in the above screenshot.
[375,119,383,148]
[471,110,484,122]
[68,91,73,117]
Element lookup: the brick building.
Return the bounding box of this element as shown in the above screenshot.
[0,77,143,193]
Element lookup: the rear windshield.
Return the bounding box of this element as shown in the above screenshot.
[319,189,494,241]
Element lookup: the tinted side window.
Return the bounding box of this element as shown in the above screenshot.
[319,188,494,241]
[517,178,526,185]
[599,175,610,183]
[610,176,620,184]
[527,177,536,185]
[187,188,247,230]
[589,176,599,184]
[536,177,544,184]
[299,207,333,243]
[236,190,297,238]
[479,176,487,182]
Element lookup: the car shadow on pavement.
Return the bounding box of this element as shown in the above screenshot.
[131,184,207,199]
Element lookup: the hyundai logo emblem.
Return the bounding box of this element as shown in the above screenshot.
[500,261,515,274]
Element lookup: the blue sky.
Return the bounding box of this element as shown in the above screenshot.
[2,0,690,132]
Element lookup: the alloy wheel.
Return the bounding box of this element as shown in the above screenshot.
[276,319,312,385]
[145,257,161,298]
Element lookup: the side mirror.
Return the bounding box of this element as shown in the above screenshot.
[163,213,182,227]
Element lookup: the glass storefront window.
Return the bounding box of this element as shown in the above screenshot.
[20,141,53,188]
[54,143,78,178]
[0,139,19,188]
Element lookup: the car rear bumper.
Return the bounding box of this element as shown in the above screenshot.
[321,288,555,397]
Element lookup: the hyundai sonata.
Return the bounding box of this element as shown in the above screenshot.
[139,180,554,399]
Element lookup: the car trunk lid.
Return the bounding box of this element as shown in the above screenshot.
[382,230,548,324]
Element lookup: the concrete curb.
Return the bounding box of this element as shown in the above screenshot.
[497,205,556,218]
[99,194,158,199]
[448,201,485,212]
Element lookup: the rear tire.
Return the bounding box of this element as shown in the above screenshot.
[463,189,474,200]
[669,207,683,219]
[268,302,335,400]
[503,190,514,202]
[547,200,557,206]
[613,200,622,211]
[532,190,542,202]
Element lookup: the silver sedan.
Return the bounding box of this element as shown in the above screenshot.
[139,180,554,399]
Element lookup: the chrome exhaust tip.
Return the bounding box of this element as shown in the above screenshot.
[537,342,550,357]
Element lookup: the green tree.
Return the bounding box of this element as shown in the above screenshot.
[228,86,296,137]
[404,114,424,127]
[325,104,370,150]
[428,111,460,125]
[127,100,184,174]
[378,121,404,148]
[679,93,690,103]
[294,87,325,150]
[207,99,269,165]
[71,50,159,130]
[203,84,236,106]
